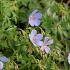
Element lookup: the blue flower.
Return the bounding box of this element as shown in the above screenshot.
[0,56,8,70]
[0,61,3,70]
[0,56,8,62]
[40,37,53,53]
[29,30,43,46]
[29,10,42,26]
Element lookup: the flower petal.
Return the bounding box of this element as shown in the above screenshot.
[0,61,3,70]
[29,19,41,26]
[44,37,49,45]
[29,30,37,37]
[36,41,43,46]
[0,56,8,62]
[34,19,41,26]
[34,12,42,19]
[44,37,53,45]
[44,46,50,53]
[35,34,43,41]
[29,30,38,46]
[29,19,35,26]
[46,39,53,45]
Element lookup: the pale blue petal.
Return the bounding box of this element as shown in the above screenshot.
[35,34,43,41]
[29,30,37,41]
[46,39,53,45]
[30,30,37,37]
[29,20,35,26]
[44,37,49,45]
[34,12,42,19]
[44,47,50,53]
[0,56,8,62]
[36,41,43,46]
[29,19,41,26]
[44,37,53,46]
[44,37,49,43]
[34,19,41,26]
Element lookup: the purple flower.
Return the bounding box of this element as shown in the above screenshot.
[29,30,43,46]
[40,37,53,53]
[29,10,42,26]
[68,53,70,64]
[0,56,8,62]
[0,56,8,70]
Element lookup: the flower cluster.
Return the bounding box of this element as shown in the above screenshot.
[0,56,8,70]
[29,30,53,53]
[29,10,53,53]
[28,9,70,64]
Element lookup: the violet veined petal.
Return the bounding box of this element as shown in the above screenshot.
[44,37,49,42]
[29,19,35,26]
[35,34,43,41]
[29,19,41,26]
[46,39,53,45]
[44,37,53,46]
[34,19,41,26]
[0,56,8,62]
[29,35,37,46]
[30,30,37,37]
[36,41,43,46]
[29,30,38,46]
[44,37,49,45]
[0,61,3,70]
[34,12,42,19]
[44,46,50,53]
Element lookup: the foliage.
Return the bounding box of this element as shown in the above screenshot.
[0,0,70,70]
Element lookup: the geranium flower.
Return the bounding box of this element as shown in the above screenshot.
[29,10,42,26]
[29,30,43,46]
[68,53,70,64]
[40,37,53,53]
[0,61,3,70]
[0,56,8,62]
[0,56,8,70]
